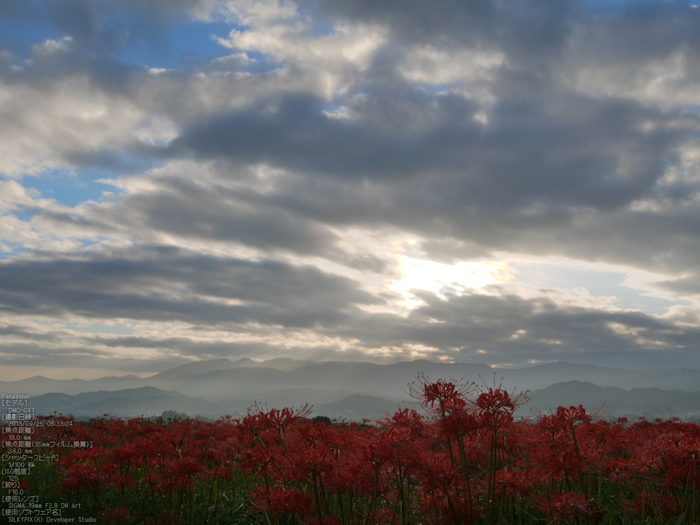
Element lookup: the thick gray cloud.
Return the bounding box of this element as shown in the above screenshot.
[306,0,700,66]
[305,0,575,76]
[162,88,700,276]
[331,289,700,369]
[2,0,700,376]
[2,267,698,370]
[0,246,381,327]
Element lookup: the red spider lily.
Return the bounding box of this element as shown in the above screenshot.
[604,457,633,481]
[418,452,461,492]
[476,388,517,414]
[109,442,140,467]
[241,444,280,477]
[167,457,205,479]
[471,380,529,435]
[536,404,608,433]
[639,430,700,491]
[248,403,312,432]
[286,445,335,482]
[381,408,425,433]
[547,448,588,477]
[474,385,529,413]
[477,407,514,430]
[17,379,700,525]
[61,462,105,493]
[323,455,376,495]
[362,437,395,468]
[296,420,329,446]
[555,405,592,426]
[407,373,475,415]
[439,407,481,437]
[494,468,541,498]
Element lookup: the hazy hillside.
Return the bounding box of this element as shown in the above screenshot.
[28,386,175,413]
[5,359,699,399]
[74,394,216,418]
[16,386,215,418]
[526,381,700,420]
[3,359,700,420]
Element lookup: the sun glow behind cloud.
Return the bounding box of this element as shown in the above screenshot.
[2,0,700,379]
[391,257,506,308]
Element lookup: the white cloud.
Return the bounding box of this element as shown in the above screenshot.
[216,2,387,98]
[30,36,74,57]
[0,73,157,177]
[2,0,700,377]
[398,44,505,87]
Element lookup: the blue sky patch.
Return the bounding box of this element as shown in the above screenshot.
[0,242,28,260]
[11,208,42,222]
[20,169,122,208]
[116,20,236,70]
[514,263,678,315]
[0,15,63,61]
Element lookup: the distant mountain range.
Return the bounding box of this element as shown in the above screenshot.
[525,381,700,420]
[26,386,216,418]
[2,358,700,420]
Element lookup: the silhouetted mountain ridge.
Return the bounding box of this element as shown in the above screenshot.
[528,381,700,418]
[3,359,700,419]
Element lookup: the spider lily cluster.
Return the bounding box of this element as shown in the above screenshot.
[5,376,700,524]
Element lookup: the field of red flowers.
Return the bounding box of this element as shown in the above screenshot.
[4,376,700,524]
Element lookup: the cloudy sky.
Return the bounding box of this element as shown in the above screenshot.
[1,0,700,380]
